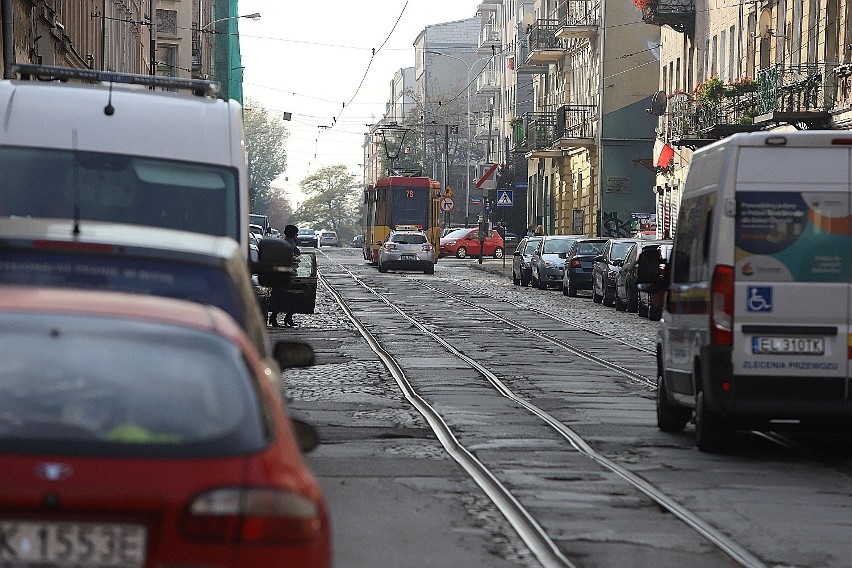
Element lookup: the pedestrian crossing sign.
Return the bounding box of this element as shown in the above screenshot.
[496,190,513,207]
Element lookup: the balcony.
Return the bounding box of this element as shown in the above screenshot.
[514,40,547,75]
[478,21,501,54]
[526,19,564,65]
[754,63,836,129]
[639,0,695,34]
[477,0,502,12]
[475,67,500,96]
[555,0,598,40]
[553,105,596,148]
[513,112,561,158]
[668,91,763,148]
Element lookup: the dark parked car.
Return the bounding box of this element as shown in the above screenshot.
[637,241,673,320]
[591,238,641,306]
[561,238,607,296]
[511,236,542,286]
[529,235,584,289]
[296,227,319,248]
[615,240,673,312]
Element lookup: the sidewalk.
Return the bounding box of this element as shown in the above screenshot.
[468,257,513,279]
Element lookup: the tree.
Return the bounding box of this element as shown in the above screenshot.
[265,187,294,231]
[243,97,289,213]
[290,165,360,241]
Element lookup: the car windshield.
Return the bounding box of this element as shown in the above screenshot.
[0,146,239,241]
[542,238,577,254]
[576,241,605,255]
[298,228,315,236]
[391,233,427,244]
[523,239,541,254]
[0,250,243,326]
[443,228,470,239]
[611,241,638,260]
[0,313,266,457]
[321,232,335,238]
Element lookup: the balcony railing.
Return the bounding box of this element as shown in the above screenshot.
[555,0,599,40]
[757,63,837,114]
[514,40,547,75]
[527,19,564,64]
[479,21,500,52]
[513,112,557,153]
[668,91,762,145]
[640,0,694,33]
[554,104,596,146]
[475,67,500,95]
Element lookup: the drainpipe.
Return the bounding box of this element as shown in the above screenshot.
[594,0,607,236]
[2,0,14,78]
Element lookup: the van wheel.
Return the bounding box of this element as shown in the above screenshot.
[456,247,468,259]
[695,390,729,453]
[657,374,691,432]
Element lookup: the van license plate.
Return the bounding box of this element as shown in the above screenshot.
[0,520,146,566]
[752,337,825,355]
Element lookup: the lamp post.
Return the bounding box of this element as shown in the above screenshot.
[425,51,491,227]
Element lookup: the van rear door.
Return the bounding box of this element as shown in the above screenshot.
[733,146,850,385]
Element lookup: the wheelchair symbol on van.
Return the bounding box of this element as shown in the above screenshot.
[747,287,772,312]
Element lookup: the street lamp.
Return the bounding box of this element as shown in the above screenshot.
[200,12,261,32]
[425,51,491,226]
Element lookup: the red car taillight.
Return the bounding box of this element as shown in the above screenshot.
[710,265,734,346]
[570,258,581,268]
[422,244,433,251]
[181,488,322,544]
[383,242,397,251]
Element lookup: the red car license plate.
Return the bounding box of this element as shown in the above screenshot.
[0,520,146,567]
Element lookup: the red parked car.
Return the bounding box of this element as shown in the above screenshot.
[439,227,504,259]
[0,287,331,568]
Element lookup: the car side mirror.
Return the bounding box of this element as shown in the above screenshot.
[558,252,567,259]
[291,418,320,452]
[254,237,294,286]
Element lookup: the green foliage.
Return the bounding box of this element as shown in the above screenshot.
[289,165,360,241]
[243,97,289,213]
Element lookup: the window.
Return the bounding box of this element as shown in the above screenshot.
[672,192,716,284]
[157,44,178,77]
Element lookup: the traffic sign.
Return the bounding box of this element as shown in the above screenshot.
[496,190,513,207]
[440,197,455,212]
[475,163,498,189]
[444,186,454,198]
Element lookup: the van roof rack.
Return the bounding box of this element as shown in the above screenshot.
[12,64,220,97]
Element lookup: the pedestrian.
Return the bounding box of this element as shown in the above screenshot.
[534,224,544,236]
[494,221,505,239]
[525,223,535,237]
[268,224,300,328]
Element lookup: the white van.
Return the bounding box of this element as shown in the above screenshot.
[0,65,250,254]
[639,131,852,452]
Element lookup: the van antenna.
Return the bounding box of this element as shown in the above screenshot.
[104,81,115,116]
[72,129,80,236]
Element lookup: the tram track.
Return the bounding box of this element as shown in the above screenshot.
[317,259,769,568]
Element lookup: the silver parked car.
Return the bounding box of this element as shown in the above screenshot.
[511,236,542,286]
[529,235,585,290]
[377,229,435,274]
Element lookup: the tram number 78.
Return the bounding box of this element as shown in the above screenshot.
[405,190,414,198]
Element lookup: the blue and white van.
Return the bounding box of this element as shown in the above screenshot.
[640,131,852,451]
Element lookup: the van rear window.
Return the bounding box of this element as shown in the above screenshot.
[736,191,850,282]
[0,147,240,242]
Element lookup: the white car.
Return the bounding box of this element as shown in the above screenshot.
[317,230,340,247]
[377,230,435,274]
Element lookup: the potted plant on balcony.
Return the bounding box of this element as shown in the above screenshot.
[633,0,652,8]
[728,76,758,95]
[694,76,725,106]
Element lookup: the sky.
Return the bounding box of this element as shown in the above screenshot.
[237,0,479,208]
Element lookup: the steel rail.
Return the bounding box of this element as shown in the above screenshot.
[319,264,769,568]
[319,272,578,568]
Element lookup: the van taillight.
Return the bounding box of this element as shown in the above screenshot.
[710,265,734,346]
[181,488,321,544]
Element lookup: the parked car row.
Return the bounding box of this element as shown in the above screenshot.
[512,234,672,322]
